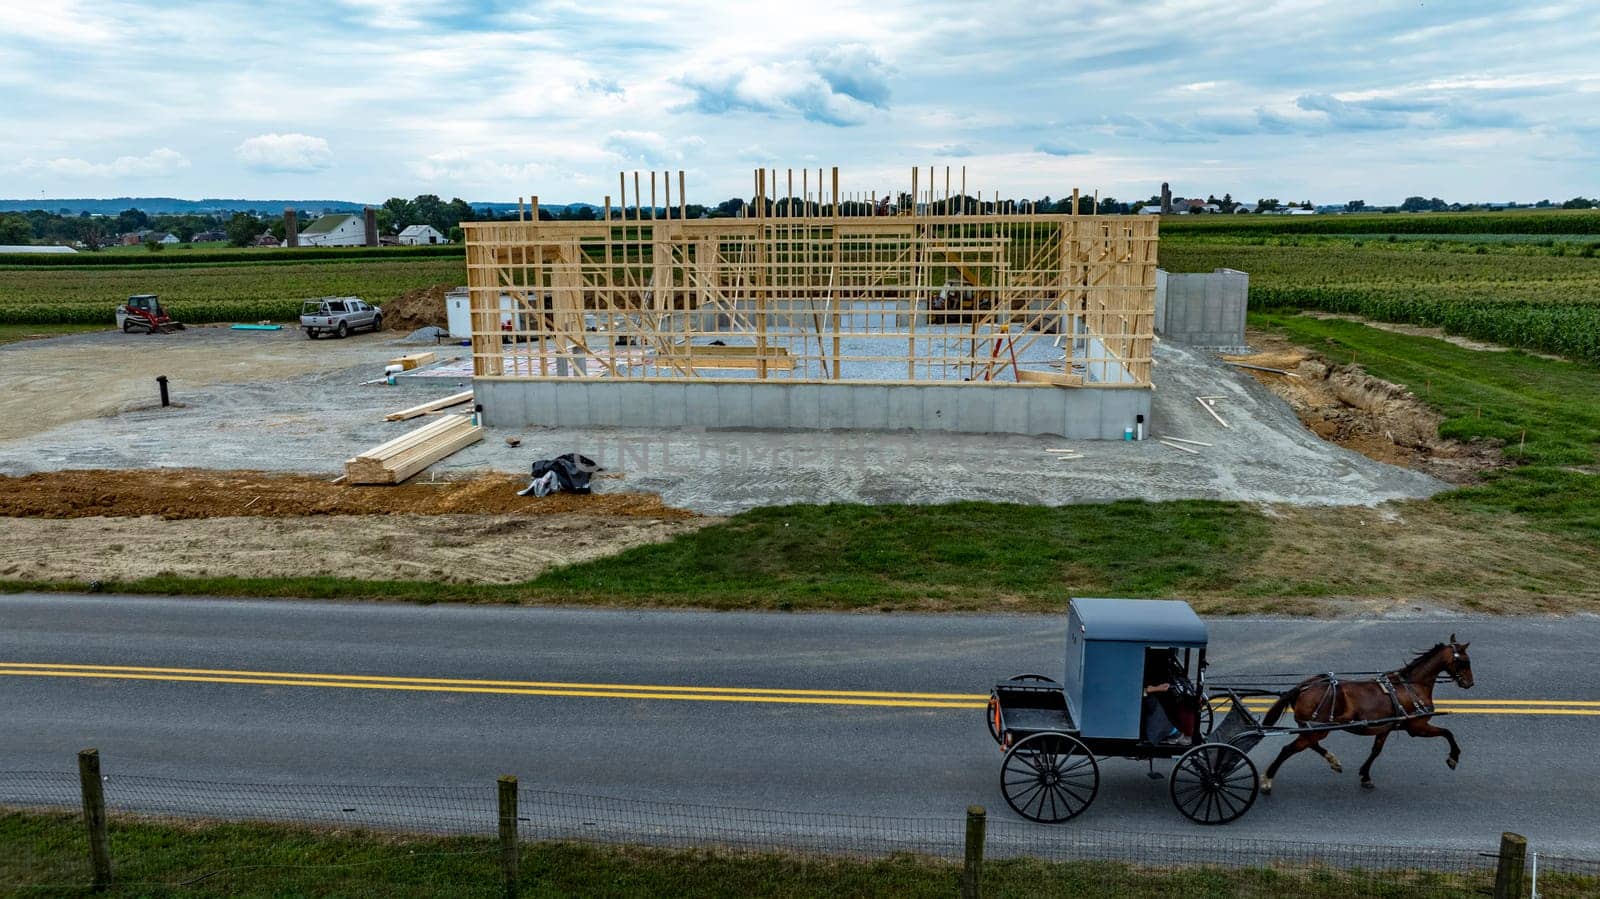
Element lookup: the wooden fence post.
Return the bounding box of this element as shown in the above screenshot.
[77,749,112,891]
[1493,832,1527,899]
[497,775,519,899]
[960,805,986,899]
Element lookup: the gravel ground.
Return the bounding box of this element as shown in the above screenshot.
[0,331,1444,513]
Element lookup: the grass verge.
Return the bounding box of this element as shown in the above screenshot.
[7,811,1559,898]
[0,323,108,345]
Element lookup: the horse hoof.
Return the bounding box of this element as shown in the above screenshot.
[1261,781,1273,795]
[1360,780,1375,791]
[1447,757,1458,770]
[1330,763,1343,774]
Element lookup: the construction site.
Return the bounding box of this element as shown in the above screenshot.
[464,168,1155,439]
[0,168,1460,586]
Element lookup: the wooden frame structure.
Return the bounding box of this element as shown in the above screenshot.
[463,168,1156,388]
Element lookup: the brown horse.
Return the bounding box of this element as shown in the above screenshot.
[1260,636,1473,793]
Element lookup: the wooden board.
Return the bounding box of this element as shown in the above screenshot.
[384,390,473,421]
[387,351,438,371]
[345,413,483,485]
[673,345,796,371]
[1016,369,1084,387]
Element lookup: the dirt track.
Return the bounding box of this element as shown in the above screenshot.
[0,469,705,584]
[0,513,704,585]
[0,470,694,520]
[0,327,401,441]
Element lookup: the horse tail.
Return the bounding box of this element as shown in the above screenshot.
[1263,685,1301,726]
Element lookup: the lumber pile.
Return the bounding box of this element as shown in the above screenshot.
[1016,369,1084,387]
[384,390,473,421]
[388,351,437,371]
[345,413,482,485]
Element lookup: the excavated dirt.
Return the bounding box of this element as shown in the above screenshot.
[0,513,706,585]
[1224,331,1502,483]
[381,283,453,331]
[0,469,697,520]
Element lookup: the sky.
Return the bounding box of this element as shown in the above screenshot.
[1,0,1597,206]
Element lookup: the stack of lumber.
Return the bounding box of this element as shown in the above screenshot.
[345,413,482,485]
[388,351,437,371]
[384,390,473,421]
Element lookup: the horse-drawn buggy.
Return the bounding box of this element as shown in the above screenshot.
[985,598,1473,825]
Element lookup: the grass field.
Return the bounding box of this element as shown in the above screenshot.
[8,811,1560,898]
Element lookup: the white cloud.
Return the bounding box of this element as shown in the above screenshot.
[678,44,891,126]
[234,134,333,173]
[603,131,706,165]
[13,147,190,178]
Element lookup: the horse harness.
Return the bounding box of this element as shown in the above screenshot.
[1377,672,1434,719]
[1303,670,1434,725]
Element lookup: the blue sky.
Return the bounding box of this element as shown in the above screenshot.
[2,0,1597,205]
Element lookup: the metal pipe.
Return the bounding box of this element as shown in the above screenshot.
[156,375,169,407]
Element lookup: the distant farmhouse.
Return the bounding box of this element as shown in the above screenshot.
[397,224,448,245]
[295,213,366,247]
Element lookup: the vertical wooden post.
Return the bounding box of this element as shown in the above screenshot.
[498,775,519,899]
[755,168,768,379]
[960,805,986,899]
[831,166,842,380]
[77,749,111,891]
[1494,832,1527,899]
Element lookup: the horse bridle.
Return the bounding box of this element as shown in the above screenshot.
[1442,643,1469,686]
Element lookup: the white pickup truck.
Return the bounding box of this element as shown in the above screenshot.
[300,297,382,339]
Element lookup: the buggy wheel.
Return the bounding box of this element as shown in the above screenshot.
[1171,743,1258,825]
[1197,693,1216,740]
[1000,732,1098,823]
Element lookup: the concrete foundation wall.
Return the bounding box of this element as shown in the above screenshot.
[476,379,1151,439]
[1155,268,1249,350]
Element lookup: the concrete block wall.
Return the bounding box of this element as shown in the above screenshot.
[1155,268,1249,350]
[476,378,1151,439]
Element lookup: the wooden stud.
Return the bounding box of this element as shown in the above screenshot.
[460,169,1157,390]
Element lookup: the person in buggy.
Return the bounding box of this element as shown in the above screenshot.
[1141,648,1199,745]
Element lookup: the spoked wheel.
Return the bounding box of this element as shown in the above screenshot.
[1000,732,1099,823]
[1170,742,1259,825]
[1197,693,1217,740]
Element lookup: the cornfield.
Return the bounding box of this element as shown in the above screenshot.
[1165,208,1600,236]
[0,257,466,325]
[1163,243,1600,365]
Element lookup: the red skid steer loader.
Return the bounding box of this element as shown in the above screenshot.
[116,294,186,334]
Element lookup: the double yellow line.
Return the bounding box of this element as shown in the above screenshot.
[0,662,980,710]
[1,662,1596,716]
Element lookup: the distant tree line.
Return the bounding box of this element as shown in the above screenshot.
[6,190,1597,252]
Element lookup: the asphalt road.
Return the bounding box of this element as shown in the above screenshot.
[2,593,1596,854]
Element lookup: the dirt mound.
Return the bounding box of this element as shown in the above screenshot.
[0,469,697,521]
[1226,333,1502,482]
[381,284,455,331]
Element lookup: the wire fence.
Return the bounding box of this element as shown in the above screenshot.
[3,767,1594,897]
